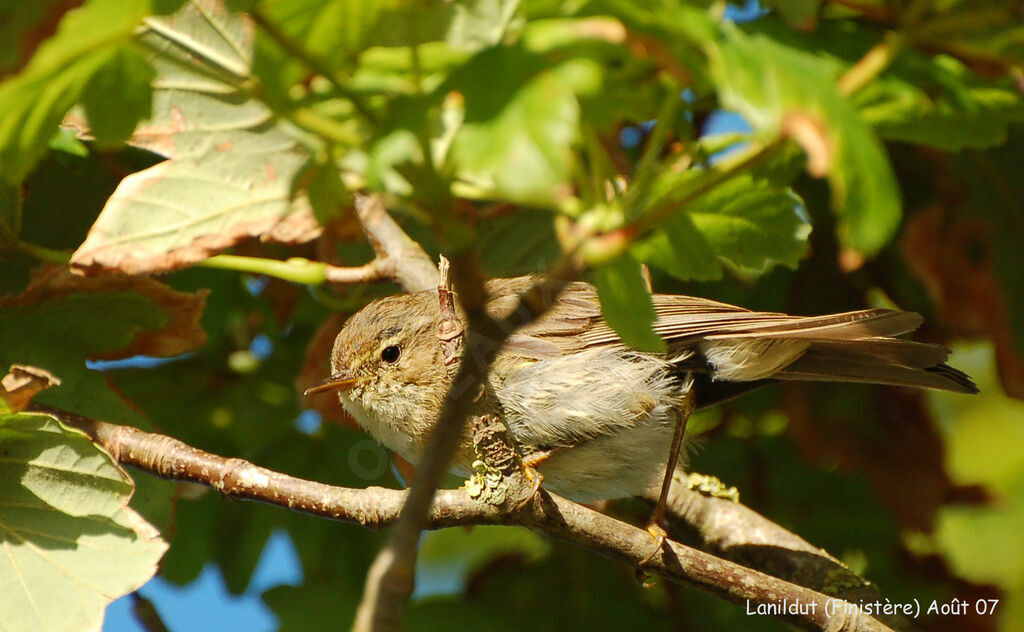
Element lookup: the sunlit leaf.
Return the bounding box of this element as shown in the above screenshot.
[0,412,167,632]
[636,172,809,281]
[447,47,600,205]
[447,0,523,52]
[709,24,900,255]
[744,17,1024,152]
[68,0,317,275]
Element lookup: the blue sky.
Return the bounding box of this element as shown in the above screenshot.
[105,531,301,632]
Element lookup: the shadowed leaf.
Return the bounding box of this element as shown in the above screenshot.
[591,253,665,353]
[710,24,900,255]
[0,0,153,184]
[3,266,208,359]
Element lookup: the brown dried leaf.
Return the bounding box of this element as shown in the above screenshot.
[784,383,953,529]
[262,201,322,245]
[1,365,61,412]
[902,205,1024,399]
[4,266,208,359]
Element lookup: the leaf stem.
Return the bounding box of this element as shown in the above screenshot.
[289,107,362,146]
[197,254,395,286]
[198,254,327,283]
[837,31,905,97]
[15,241,71,264]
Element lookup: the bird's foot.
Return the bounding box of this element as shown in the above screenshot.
[638,521,667,566]
[513,449,559,511]
[513,461,545,511]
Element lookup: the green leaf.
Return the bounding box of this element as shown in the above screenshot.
[0,1,72,74]
[0,0,152,184]
[267,580,361,631]
[709,24,901,255]
[633,211,722,281]
[862,54,1024,151]
[79,47,155,147]
[301,159,348,224]
[0,270,207,429]
[930,345,1024,592]
[447,0,523,52]
[68,1,316,274]
[635,172,809,281]
[744,17,1024,152]
[262,0,450,62]
[0,411,167,632]
[447,47,600,205]
[590,253,665,353]
[252,0,454,100]
[688,176,809,272]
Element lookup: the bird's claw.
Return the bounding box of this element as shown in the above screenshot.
[638,522,667,567]
[513,463,544,511]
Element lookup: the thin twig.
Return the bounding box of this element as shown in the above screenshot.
[836,32,905,97]
[324,258,395,284]
[352,253,492,632]
[352,193,438,292]
[130,592,171,632]
[33,403,895,632]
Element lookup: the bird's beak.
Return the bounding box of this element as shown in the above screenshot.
[303,372,360,396]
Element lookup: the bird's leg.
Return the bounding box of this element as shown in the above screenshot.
[513,447,564,510]
[470,415,561,510]
[640,377,696,566]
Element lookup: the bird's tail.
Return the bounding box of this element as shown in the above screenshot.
[697,309,978,394]
[774,339,978,393]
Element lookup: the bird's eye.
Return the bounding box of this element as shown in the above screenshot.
[380,345,401,364]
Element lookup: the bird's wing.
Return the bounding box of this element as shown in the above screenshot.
[488,277,976,394]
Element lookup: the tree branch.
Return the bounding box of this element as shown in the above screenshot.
[352,193,438,292]
[647,476,913,631]
[32,403,897,632]
[130,592,170,632]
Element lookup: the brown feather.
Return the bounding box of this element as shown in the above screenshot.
[487,276,976,394]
